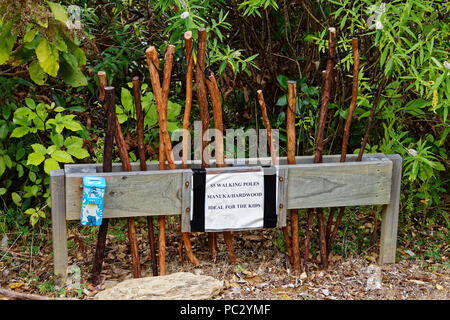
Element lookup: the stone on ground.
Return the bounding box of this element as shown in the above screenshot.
[94,272,223,300]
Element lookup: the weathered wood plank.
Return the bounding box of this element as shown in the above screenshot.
[283,156,392,209]
[50,169,67,286]
[65,170,184,220]
[379,154,402,264]
[64,153,388,174]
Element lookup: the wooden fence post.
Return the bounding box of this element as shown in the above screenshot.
[50,169,67,286]
[379,154,402,264]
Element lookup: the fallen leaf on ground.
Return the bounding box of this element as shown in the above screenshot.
[9,283,25,289]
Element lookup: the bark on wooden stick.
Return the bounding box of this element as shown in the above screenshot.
[326,38,360,256]
[256,90,278,166]
[302,69,329,272]
[179,31,200,267]
[303,28,336,271]
[206,71,236,264]
[91,85,115,285]
[182,31,194,170]
[287,81,301,274]
[145,46,177,171]
[195,28,210,169]
[146,45,178,275]
[256,90,294,266]
[195,28,217,259]
[132,76,158,276]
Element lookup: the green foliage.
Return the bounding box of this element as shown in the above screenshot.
[116,82,183,144]
[0,97,89,227]
[156,0,259,76]
[0,1,87,86]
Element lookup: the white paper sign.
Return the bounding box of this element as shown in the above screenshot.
[203,170,265,231]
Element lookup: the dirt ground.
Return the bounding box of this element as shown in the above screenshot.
[1,223,448,300]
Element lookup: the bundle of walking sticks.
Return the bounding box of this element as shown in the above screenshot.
[90,27,382,284]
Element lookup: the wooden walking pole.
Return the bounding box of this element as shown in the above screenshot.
[132,76,159,276]
[256,90,278,166]
[206,70,236,264]
[195,28,217,259]
[303,28,337,272]
[286,81,301,274]
[302,70,328,272]
[326,37,360,256]
[98,73,142,279]
[196,28,210,169]
[311,27,336,270]
[257,90,294,266]
[178,31,200,267]
[145,45,178,275]
[90,83,115,285]
[146,47,177,170]
[182,31,194,170]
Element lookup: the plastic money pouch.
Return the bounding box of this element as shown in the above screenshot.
[81,176,106,226]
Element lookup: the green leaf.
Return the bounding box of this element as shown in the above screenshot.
[29,60,47,85]
[50,133,64,148]
[167,121,180,132]
[64,136,83,148]
[72,47,86,66]
[25,208,36,215]
[58,55,87,87]
[0,188,6,196]
[167,101,181,119]
[10,126,30,138]
[121,88,133,113]
[36,38,59,77]
[46,145,57,155]
[66,146,89,159]
[25,98,36,110]
[62,119,82,132]
[16,163,24,177]
[277,75,289,90]
[11,192,22,206]
[116,113,128,124]
[0,157,5,177]
[47,1,68,24]
[36,103,48,122]
[276,94,287,106]
[31,143,47,155]
[51,150,73,163]
[24,28,37,43]
[44,158,60,174]
[0,20,17,65]
[54,36,68,52]
[54,106,65,112]
[3,155,12,169]
[0,124,8,140]
[27,152,46,166]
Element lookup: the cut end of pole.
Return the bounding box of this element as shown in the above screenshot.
[105,86,114,91]
[97,71,106,77]
[184,31,192,39]
[287,80,297,85]
[132,76,139,82]
[328,27,336,33]
[146,46,156,56]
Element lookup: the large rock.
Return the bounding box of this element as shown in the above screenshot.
[94,272,223,300]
